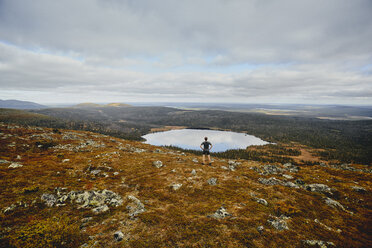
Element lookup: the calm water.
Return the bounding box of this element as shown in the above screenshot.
[142,129,269,152]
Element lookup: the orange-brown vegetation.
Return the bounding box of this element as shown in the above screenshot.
[0,123,371,247]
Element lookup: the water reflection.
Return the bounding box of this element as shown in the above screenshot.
[142,129,269,152]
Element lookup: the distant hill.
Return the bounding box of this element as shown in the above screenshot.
[105,103,131,107]
[73,102,132,108]
[0,99,47,109]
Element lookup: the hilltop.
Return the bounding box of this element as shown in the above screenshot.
[0,99,47,110]
[0,123,371,248]
[73,103,132,108]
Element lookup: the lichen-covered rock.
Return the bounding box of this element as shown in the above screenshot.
[302,240,335,247]
[207,178,218,185]
[324,197,345,211]
[114,231,124,242]
[352,186,367,193]
[41,193,57,207]
[267,215,290,230]
[152,160,163,168]
[209,206,232,219]
[257,198,268,206]
[258,177,283,186]
[92,204,109,214]
[191,169,197,176]
[170,183,182,191]
[8,162,23,168]
[257,226,265,233]
[127,195,146,218]
[306,184,332,194]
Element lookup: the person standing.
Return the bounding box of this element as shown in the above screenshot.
[200,137,213,165]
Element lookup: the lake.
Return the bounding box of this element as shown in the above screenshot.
[142,129,269,152]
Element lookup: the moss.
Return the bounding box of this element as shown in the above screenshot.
[7,216,86,248]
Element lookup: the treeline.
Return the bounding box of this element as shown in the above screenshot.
[0,109,148,141]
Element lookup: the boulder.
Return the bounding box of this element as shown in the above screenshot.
[152,161,163,168]
[306,184,332,194]
[258,177,283,186]
[8,162,23,168]
[257,198,268,206]
[207,178,218,185]
[302,240,335,247]
[114,231,124,242]
[324,197,345,211]
[209,206,232,219]
[170,183,183,191]
[127,195,146,218]
[267,215,289,230]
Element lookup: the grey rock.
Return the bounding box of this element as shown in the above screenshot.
[90,170,101,176]
[152,160,163,168]
[192,158,198,163]
[302,240,335,247]
[306,184,332,194]
[324,197,345,211]
[170,183,182,191]
[8,162,23,168]
[267,215,289,230]
[114,231,124,242]
[257,226,265,233]
[258,177,283,186]
[92,205,109,214]
[0,159,10,164]
[283,181,300,188]
[113,172,119,176]
[191,169,197,176]
[3,204,17,214]
[41,193,57,207]
[351,186,366,193]
[282,174,293,180]
[127,195,146,218]
[207,178,218,185]
[209,206,232,219]
[221,166,229,170]
[62,159,70,163]
[257,198,268,206]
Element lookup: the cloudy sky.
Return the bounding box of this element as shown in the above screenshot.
[0,0,372,105]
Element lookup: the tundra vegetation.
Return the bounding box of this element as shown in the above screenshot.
[0,122,371,247]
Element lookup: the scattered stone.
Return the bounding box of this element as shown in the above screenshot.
[283,181,300,188]
[90,170,101,176]
[295,179,305,185]
[306,184,332,194]
[207,178,218,185]
[257,198,268,206]
[257,226,265,234]
[152,161,163,168]
[191,169,197,176]
[258,177,283,186]
[192,158,198,163]
[0,159,9,164]
[267,215,290,230]
[282,174,293,180]
[8,162,23,168]
[3,204,17,214]
[154,149,163,153]
[92,205,109,214]
[209,206,232,219]
[170,183,183,191]
[221,166,229,170]
[324,198,345,211]
[127,195,146,218]
[114,231,124,242]
[16,155,21,160]
[352,186,367,193]
[113,172,119,176]
[302,240,336,247]
[41,193,57,207]
[42,189,123,211]
[62,159,70,163]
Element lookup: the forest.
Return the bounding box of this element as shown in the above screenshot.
[1,106,371,165]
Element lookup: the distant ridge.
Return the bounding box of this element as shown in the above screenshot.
[0,99,47,109]
[73,102,132,108]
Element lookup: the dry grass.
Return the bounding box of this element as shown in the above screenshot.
[0,123,371,247]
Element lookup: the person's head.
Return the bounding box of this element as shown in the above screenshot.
[204,137,208,141]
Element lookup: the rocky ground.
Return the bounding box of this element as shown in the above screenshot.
[0,123,371,248]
